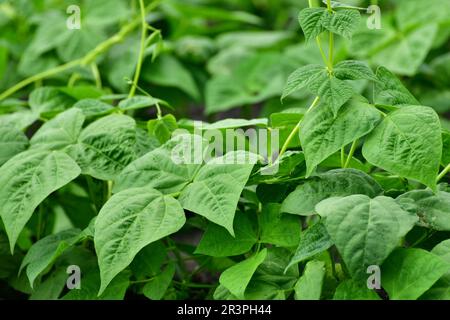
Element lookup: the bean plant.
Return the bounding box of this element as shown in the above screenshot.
[0,0,450,300]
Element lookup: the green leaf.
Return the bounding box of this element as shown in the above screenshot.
[362,105,442,190]
[282,64,326,100]
[71,114,137,180]
[253,151,306,183]
[143,263,175,300]
[282,169,383,216]
[0,110,37,131]
[317,76,354,116]
[73,99,115,118]
[321,9,361,39]
[375,67,419,106]
[245,281,286,300]
[29,87,75,119]
[20,229,80,288]
[270,113,303,150]
[333,60,377,82]
[286,222,333,270]
[219,249,267,299]
[395,0,450,30]
[142,54,200,100]
[371,24,438,76]
[333,279,380,300]
[397,190,450,231]
[301,97,382,176]
[0,150,81,252]
[130,241,167,279]
[56,189,97,229]
[203,118,268,130]
[147,114,178,144]
[82,0,130,26]
[63,269,130,300]
[206,52,290,114]
[114,134,204,194]
[442,130,450,166]
[195,211,257,257]
[382,248,449,300]
[316,195,418,280]
[432,240,450,268]
[56,28,106,62]
[118,96,165,111]
[298,8,327,42]
[421,240,450,300]
[58,86,103,101]
[29,267,67,300]
[0,125,29,166]
[179,152,256,235]
[294,260,325,300]
[30,108,85,151]
[94,187,185,295]
[259,203,300,247]
[429,53,450,88]
[216,31,293,51]
[253,248,299,289]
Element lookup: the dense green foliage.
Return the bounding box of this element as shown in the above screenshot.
[0,0,450,300]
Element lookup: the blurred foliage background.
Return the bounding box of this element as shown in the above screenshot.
[0,0,449,125]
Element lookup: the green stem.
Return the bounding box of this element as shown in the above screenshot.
[90,62,102,89]
[328,249,340,282]
[410,230,435,248]
[309,0,330,69]
[0,59,81,100]
[316,37,329,68]
[125,79,162,117]
[340,148,345,168]
[277,96,320,159]
[128,0,148,98]
[437,163,450,183]
[130,277,156,285]
[106,180,113,201]
[68,73,81,87]
[344,139,358,169]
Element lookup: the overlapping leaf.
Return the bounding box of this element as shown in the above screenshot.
[363,105,442,190]
[94,187,185,295]
[316,195,418,280]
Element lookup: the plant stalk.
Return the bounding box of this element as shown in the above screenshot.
[277,96,320,159]
[344,139,359,168]
[437,163,450,183]
[128,0,148,98]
